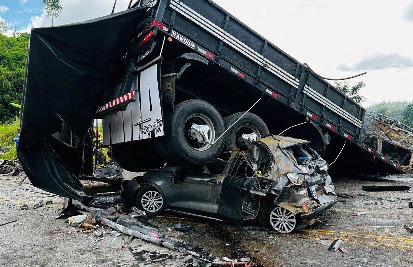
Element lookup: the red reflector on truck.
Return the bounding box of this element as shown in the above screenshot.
[307,112,317,121]
[230,67,244,79]
[150,20,164,29]
[97,91,136,115]
[266,89,279,99]
[344,133,353,141]
[142,31,154,44]
[326,123,336,131]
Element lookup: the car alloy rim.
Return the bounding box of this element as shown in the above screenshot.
[185,113,215,151]
[269,206,297,233]
[141,190,164,212]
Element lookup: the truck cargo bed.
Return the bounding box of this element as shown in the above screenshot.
[149,0,402,174]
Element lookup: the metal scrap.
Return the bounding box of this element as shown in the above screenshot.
[362,185,410,192]
[96,215,211,262]
[226,135,337,218]
[364,113,413,171]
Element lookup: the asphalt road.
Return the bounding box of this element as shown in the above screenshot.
[1,172,413,267]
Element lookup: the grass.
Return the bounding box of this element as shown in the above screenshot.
[0,119,19,160]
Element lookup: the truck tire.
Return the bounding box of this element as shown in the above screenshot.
[112,140,164,172]
[223,112,269,151]
[157,99,225,165]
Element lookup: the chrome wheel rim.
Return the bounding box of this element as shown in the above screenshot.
[141,190,163,213]
[185,113,215,151]
[269,206,297,233]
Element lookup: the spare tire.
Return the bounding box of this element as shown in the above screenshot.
[224,112,269,151]
[156,99,225,165]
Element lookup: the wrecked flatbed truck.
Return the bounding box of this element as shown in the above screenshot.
[19,0,403,204]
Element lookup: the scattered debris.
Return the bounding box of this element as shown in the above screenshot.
[362,185,410,192]
[96,215,211,262]
[95,161,123,179]
[20,204,29,210]
[0,160,21,176]
[352,212,368,217]
[129,206,146,218]
[0,219,18,227]
[67,214,90,226]
[33,202,43,210]
[48,230,61,236]
[364,113,413,172]
[212,257,254,267]
[328,239,344,252]
[174,223,192,232]
[404,225,413,234]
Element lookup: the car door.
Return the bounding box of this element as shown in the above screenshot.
[168,173,223,214]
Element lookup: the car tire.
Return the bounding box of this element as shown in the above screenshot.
[268,205,297,234]
[135,185,165,215]
[157,99,225,165]
[223,112,269,151]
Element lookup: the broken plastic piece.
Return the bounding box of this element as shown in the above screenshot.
[68,215,89,226]
[328,239,343,252]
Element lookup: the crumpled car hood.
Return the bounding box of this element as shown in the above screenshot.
[226,135,336,217]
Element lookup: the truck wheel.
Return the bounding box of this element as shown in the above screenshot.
[136,185,165,215]
[158,99,225,165]
[224,112,269,151]
[268,206,297,233]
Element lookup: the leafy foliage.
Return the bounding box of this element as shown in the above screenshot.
[0,119,19,160]
[0,21,6,34]
[0,33,30,123]
[367,101,412,122]
[43,0,62,26]
[335,81,365,103]
[401,104,413,128]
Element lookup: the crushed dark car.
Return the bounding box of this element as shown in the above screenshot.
[122,135,336,233]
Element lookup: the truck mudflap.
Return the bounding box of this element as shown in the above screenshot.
[18,5,157,199]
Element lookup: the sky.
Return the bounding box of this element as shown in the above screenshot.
[0,0,412,107]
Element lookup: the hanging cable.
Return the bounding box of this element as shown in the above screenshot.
[278,121,308,136]
[329,140,347,167]
[304,63,367,81]
[111,0,118,14]
[128,0,134,9]
[211,94,263,145]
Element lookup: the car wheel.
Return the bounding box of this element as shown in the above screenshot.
[223,112,269,151]
[268,206,297,233]
[157,99,225,165]
[136,185,165,215]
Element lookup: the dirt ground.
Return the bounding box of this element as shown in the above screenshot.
[1,172,413,267]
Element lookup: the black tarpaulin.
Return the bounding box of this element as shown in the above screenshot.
[18,6,154,201]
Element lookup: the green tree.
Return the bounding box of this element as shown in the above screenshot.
[367,101,412,120]
[0,21,6,34]
[43,0,62,26]
[335,81,365,104]
[401,103,413,128]
[0,33,30,123]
